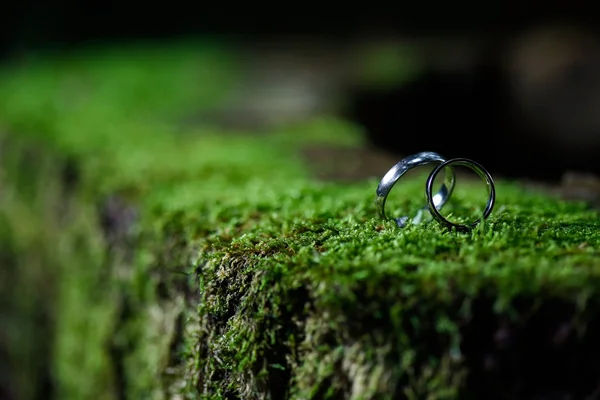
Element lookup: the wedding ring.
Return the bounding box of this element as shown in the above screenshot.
[425,158,495,231]
[376,151,455,227]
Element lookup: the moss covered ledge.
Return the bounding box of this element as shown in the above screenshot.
[189,176,600,399]
[1,43,600,400]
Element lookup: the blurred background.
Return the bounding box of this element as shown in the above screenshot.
[3,4,600,182]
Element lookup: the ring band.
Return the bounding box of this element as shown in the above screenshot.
[376,152,456,227]
[425,158,495,231]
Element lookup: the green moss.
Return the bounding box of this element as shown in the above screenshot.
[190,174,600,399]
[1,42,600,399]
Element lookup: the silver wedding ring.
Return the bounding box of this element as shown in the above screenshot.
[376,153,496,230]
[426,158,495,231]
[376,152,456,227]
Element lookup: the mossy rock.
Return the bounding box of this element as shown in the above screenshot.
[1,42,600,400]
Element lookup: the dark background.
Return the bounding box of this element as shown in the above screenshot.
[2,5,600,55]
[3,4,600,181]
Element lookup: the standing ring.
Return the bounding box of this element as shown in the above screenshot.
[376,151,456,227]
[425,158,495,231]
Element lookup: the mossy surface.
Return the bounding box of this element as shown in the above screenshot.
[1,42,600,400]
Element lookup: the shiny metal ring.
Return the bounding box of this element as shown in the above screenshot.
[425,158,495,231]
[376,151,456,227]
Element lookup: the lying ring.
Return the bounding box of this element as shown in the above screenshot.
[376,151,456,227]
[425,158,495,231]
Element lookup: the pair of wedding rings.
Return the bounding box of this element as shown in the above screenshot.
[375,151,496,231]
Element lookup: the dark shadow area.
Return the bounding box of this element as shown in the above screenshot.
[2,3,600,57]
[346,59,600,181]
[460,295,600,400]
